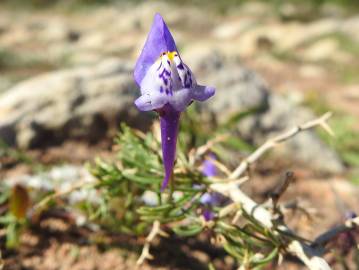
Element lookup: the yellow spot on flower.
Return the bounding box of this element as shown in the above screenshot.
[159,51,177,62]
[167,51,177,61]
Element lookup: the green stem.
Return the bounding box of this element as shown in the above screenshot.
[170,173,175,203]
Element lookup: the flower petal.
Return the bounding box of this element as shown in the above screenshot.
[168,88,192,112]
[202,153,217,177]
[134,92,168,111]
[134,13,178,86]
[203,209,215,221]
[191,85,216,102]
[200,192,225,206]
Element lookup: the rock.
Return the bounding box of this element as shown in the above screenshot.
[303,38,340,62]
[248,95,344,174]
[210,17,343,57]
[341,15,359,42]
[5,165,99,205]
[212,18,256,40]
[299,64,326,78]
[0,58,150,148]
[0,77,12,94]
[277,18,340,51]
[35,19,71,43]
[235,2,272,17]
[204,60,269,122]
[195,51,344,174]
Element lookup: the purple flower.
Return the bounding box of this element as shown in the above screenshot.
[203,209,215,222]
[199,153,226,221]
[134,14,215,190]
[200,153,222,205]
[344,211,357,220]
[201,153,217,177]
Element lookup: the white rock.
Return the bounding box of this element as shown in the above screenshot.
[212,18,256,39]
[299,64,326,78]
[341,15,359,41]
[5,165,100,205]
[0,58,141,148]
[303,38,339,61]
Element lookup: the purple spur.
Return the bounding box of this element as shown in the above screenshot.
[133,14,215,190]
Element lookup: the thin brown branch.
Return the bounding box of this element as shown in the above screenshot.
[137,220,168,266]
[269,171,296,208]
[189,134,229,165]
[229,112,333,179]
[209,158,232,177]
[313,216,359,247]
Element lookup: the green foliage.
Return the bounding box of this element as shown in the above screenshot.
[0,49,17,70]
[180,105,255,163]
[0,140,32,164]
[0,184,28,249]
[304,91,359,186]
[0,140,46,173]
[0,185,10,208]
[336,62,359,85]
[88,124,207,235]
[88,123,296,268]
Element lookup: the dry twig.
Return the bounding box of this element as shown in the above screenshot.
[137,220,168,265]
[189,134,228,165]
[229,112,333,179]
[211,112,338,270]
[270,171,296,209]
[314,216,359,246]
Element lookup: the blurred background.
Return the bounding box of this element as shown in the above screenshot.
[0,0,358,269]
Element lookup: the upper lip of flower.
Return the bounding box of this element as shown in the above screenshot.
[134,13,178,88]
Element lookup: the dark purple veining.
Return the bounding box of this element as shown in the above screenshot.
[177,63,184,69]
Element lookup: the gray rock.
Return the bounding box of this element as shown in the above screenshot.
[0,58,151,148]
[341,15,359,42]
[4,165,99,205]
[240,94,344,174]
[195,52,344,174]
[204,59,269,122]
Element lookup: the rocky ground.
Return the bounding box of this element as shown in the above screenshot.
[0,1,359,269]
